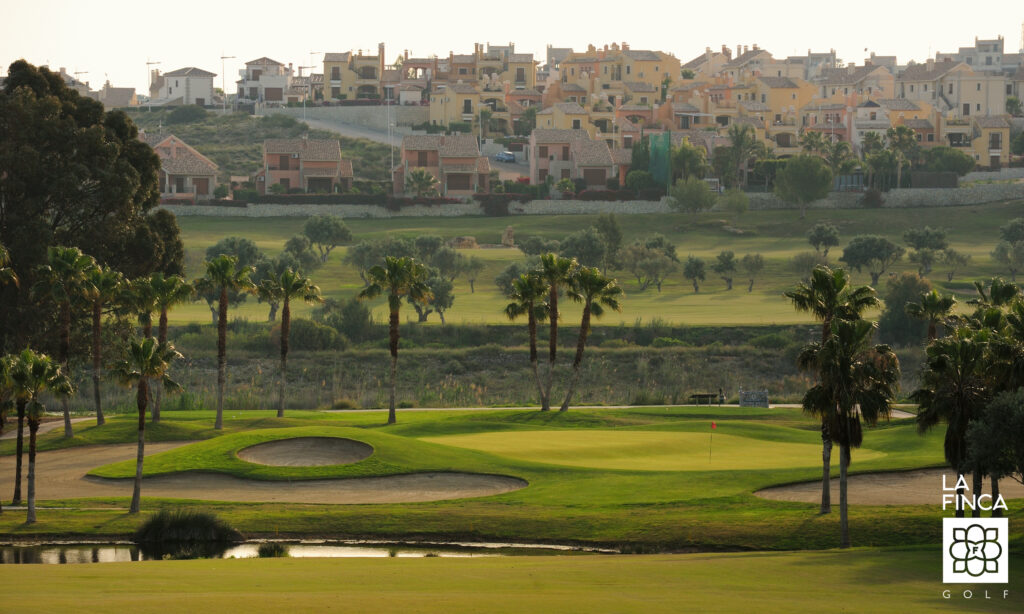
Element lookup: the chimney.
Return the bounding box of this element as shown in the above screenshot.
[743,45,749,54]
[737,45,742,56]
[753,44,759,51]
[926,58,935,69]
[404,49,409,61]
[622,42,629,51]
[379,42,386,80]
[722,45,731,58]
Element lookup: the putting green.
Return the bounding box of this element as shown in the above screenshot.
[423,430,885,471]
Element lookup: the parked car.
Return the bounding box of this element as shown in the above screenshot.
[494,151,516,163]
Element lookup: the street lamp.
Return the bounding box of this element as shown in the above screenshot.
[220,55,236,113]
[145,59,160,111]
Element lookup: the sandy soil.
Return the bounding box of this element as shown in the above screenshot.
[0,417,92,440]
[0,443,526,505]
[237,437,373,467]
[756,468,1024,505]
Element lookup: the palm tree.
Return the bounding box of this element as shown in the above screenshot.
[8,349,72,524]
[4,352,27,505]
[727,123,759,187]
[0,242,18,288]
[560,267,623,411]
[798,319,899,548]
[33,246,97,438]
[357,256,431,424]
[537,254,576,412]
[886,125,918,189]
[504,272,550,410]
[822,140,857,175]
[785,265,879,514]
[148,274,194,422]
[912,328,991,519]
[194,255,255,429]
[0,355,12,514]
[800,130,826,155]
[906,290,957,342]
[82,265,124,426]
[405,169,440,197]
[111,338,182,514]
[860,132,884,157]
[257,268,322,417]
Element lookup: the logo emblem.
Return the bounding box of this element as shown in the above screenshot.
[943,518,1008,584]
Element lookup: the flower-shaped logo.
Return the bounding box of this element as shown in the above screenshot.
[948,524,1002,577]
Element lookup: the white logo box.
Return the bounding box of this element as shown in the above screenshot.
[943,518,1009,584]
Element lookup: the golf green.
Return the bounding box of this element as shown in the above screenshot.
[422,429,885,471]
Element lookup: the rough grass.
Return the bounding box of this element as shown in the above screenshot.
[1,549,1021,613]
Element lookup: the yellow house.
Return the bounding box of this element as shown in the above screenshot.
[969,116,1012,168]
[897,60,1006,119]
[429,83,480,127]
[323,44,385,100]
[535,102,593,136]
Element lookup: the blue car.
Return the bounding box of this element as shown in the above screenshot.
[494,151,516,162]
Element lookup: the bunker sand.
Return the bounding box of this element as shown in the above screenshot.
[756,468,1024,505]
[236,437,373,467]
[0,443,526,505]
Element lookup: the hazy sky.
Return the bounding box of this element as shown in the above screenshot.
[4,1,1023,93]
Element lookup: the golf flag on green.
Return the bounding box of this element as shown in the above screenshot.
[709,421,716,462]
[711,421,717,429]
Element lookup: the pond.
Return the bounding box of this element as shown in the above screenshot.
[0,540,615,564]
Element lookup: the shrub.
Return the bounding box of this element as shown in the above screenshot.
[861,188,884,208]
[651,336,689,347]
[166,105,208,124]
[213,184,230,199]
[257,543,290,558]
[331,398,359,409]
[749,332,790,350]
[606,177,620,190]
[625,170,656,192]
[134,509,241,559]
[272,318,341,351]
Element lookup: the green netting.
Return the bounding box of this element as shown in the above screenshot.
[648,131,672,187]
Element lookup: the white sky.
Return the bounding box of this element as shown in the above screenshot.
[3,0,1023,93]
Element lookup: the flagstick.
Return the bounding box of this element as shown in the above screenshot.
[709,429,713,464]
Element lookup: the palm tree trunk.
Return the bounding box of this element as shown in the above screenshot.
[992,477,1001,518]
[560,306,591,412]
[820,424,832,514]
[60,302,73,438]
[92,302,104,426]
[528,310,547,411]
[388,307,399,425]
[927,321,937,342]
[544,285,559,410]
[955,471,965,518]
[278,298,290,418]
[971,468,983,519]
[839,443,850,548]
[130,379,148,514]
[215,287,228,430]
[26,419,38,524]
[154,309,169,423]
[12,400,25,505]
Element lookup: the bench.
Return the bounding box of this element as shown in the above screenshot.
[688,393,721,406]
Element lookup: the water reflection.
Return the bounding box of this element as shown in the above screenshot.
[0,541,574,564]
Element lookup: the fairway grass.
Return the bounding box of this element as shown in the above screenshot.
[3,549,1019,613]
[173,200,1024,326]
[422,429,885,471]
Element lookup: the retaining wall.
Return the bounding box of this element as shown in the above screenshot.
[267,105,429,131]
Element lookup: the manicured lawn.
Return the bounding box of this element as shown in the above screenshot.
[2,549,1020,613]
[421,429,885,471]
[173,199,1024,326]
[6,406,1015,553]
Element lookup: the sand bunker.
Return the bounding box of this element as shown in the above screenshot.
[237,437,373,467]
[0,443,527,506]
[756,468,1024,505]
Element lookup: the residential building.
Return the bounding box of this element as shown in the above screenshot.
[323,44,386,100]
[429,83,480,127]
[142,133,218,201]
[681,47,732,78]
[150,67,216,106]
[237,57,294,104]
[528,129,614,188]
[935,36,1023,75]
[392,135,489,196]
[815,64,895,99]
[897,59,1006,118]
[254,138,353,194]
[92,81,137,108]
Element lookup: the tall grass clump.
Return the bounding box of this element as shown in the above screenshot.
[257,542,290,558]
[134,509,242,559]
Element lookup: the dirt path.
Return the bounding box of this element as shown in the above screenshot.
[0,417,92,440]
[756,468,1024,505]
[0,442,525,506]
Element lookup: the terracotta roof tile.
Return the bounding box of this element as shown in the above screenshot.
[975,116,1010,129]
[164,67,216,78]
[572,138,613,166]
[264,138,342,161]
[898,60,963,81]
[532,128,589,144]
[757,76,798,88]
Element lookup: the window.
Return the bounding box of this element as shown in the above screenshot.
[910,85,914,92]
[561,169,570,179]
[761,94,766,103]
[976,83,981,91]
[639,97,647,104]
[966,57,973,64]
[927,134,934,142]
[331,67,340,80]
[949,83,953,94]
[844,88,848,95]
[515,67,525,82]
[990,133,1002,149]
[626,66,630,75]
[562,146,569,160]
[985,56,992,65]
[655,66,659,72]
[417,151,428,166]
[870,112,876,120]
[572,119,581,129]
[977,103,981,111]
[459,68,467,75]
[538,146,548,158]
[923,84,927,92]
[538,168,548,182]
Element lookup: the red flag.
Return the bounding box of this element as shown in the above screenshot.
[711,421,717,429]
